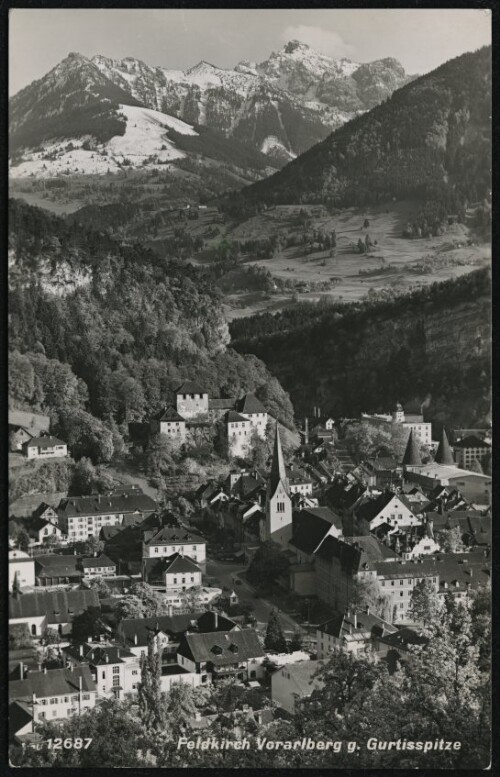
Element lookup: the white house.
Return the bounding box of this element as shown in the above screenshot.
[355,492,420,532]
[234,393,268,439]
[63,643,140,699]
[226,411,252,459]
[9,550,35,591]
[9,666,97,723]
[150,406,187,445]
[142,526,206,567]
[175,382,209,420]
[143,553,203,592]
[81,555,117,579]
[22,435,67,460]
[176,628,265,684]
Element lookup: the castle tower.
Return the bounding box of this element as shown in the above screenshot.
[262,425,292,547]
[392,401,405,423]
[402,429,422,468]
[434,427,454,465]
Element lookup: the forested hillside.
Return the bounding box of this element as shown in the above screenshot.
[232,47,491,213]
[231,268,491,429]
[8,199,294,463]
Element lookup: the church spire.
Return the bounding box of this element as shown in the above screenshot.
[402,429,422,467]
[268,424,288,496]
[434,427,454,465]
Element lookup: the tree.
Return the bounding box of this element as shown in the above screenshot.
[137,633,169,733]
[69,457,97,496]
[15,527,31,553]
[83,535,104,557]
[145,433,176,478]
[350,577,390,619]
[247,541,289,592]
[408,579,442,629]
[72,606,106,642]
[343,422,392,462]
[264,609,288,653]
[9,623,34,650]
[436,525,465,553]
[57,409,114,463]
[469,458,484,474]
[289,630,304,652]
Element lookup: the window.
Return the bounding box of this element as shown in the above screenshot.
[64,697,69,703]
[155,547,159,554]
[39,712,46,719]
[132,670,138,676]
[72,695,78,702]
[102,670,106,679]
[400,580,404,586]
[400,592,404,597]
[52,710,57,717]
[277,502,285,513]
[50,698,57,705]
[113,666,120,674]
[112,676,120,687]
[82,694,90,701]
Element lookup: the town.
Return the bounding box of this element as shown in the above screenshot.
[8,384,492,753]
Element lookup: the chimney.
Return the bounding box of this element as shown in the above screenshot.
[19,661,24,679]
[79,676,83,692]
[134,633,138,645]
[214,611,218,629]
[353,612,357,629]
[43,665,47,674]
[168,604,173,617]
[366,606,370,615]
[117,649,120,658]
[105,654,109,663]
[79,645,84,657]
[304,418,309,445]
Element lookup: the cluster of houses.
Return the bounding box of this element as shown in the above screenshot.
[147,382,269,459]
[8,392,492,747]
[9,410,68,460]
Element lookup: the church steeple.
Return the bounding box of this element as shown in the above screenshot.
[268,425,289,498]
[434,427,454,465]
[402,429,422,467]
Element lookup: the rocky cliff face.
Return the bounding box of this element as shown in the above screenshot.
[10,43,412,164]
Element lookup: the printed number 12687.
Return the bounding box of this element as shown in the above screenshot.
[47,738,92,750]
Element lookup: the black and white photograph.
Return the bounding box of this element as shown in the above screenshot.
[7,7,492,769]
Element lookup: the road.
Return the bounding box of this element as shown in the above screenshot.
[206,558,301,636]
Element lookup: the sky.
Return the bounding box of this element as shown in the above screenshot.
[9,8,492,95]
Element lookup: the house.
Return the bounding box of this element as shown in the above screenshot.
[234,393,268,439]
[26,517,66,546]
[361,457,401,489]
[271,660,325,715]
[175,381,209,419]
[9,666,97,724]
[314,535,398,615]
[362,403,432,446]
[260,426,293,547]
[372,627,428,668]
[142,525,206,568]
[22,435,68,460]
[34,555,83,588]
[150,406,186,445]
[81,554,117,579]
[9,492,67,522]
[63,643,140,699]
[430,510,491,549]
[9,589,100,638]
[453,435,491,469]
[354,491,420,532]
[57,491,157,541]
[287,465,314,496]
[9,410,50,452]
[9,549,35,591]
[316,610,397,657]
[288,507,344,596]
[143,553,203,592]
[404,464,492,505]
[177,628,265,684]
[226,411,252,458]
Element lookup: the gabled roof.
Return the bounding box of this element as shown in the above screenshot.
[434,428,454,465]
[318,611,396,640]
[196,611,238,633]
[63,643,135,666]
[176,381,207,395]
[118,612,205,647]
[376,627,428,651]
[290,511,335,556]
[34,555,82,578]
[82,554,116,569]
[178,628,264,665]
[226,410,249,424]
[402,430,422,466]
[453,435,490,450]
[59,492,157,518]
[9,700,33,736]
[235,393,267,415]
[355,491,415,523]
[9,666,96,702]
[143,525,204,547]
[24,435,65,449]
[9,492,67,520]
[143,553,201,581]
[153,406,185,422]
[9,589,99,624]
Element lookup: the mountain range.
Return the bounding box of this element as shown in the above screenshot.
[10,41,413,170]
[238,46,492,209]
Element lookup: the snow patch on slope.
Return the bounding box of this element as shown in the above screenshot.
[10,104,198,178]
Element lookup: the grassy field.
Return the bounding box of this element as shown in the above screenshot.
[222,202,490,319]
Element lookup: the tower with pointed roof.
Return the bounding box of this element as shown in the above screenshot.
[392,401,405,423]
[434,427,454,465]
[261,426,292,546]
[402,429,422,468]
